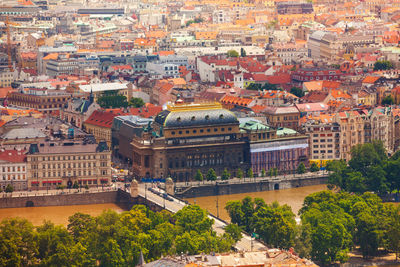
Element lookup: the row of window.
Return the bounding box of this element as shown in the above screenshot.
[313,150,334,154]
[2,174,25,180]
[171,127,232,135]
[0,166,25,173]
[31,154,103,161]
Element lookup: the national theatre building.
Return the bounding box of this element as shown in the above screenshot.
[130,101,309,182]
[131,102,249,181]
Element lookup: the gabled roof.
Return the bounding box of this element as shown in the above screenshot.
[0,150,26,163]
[362,76,381,84]
[221,95,253,106]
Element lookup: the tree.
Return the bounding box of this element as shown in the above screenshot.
[252,202,297,249]
[5,184,13,193]
[240,47,247,57]
[247,169,254,179]
[221,168,230,180]
[0,218,38,266]
[310,162,319,172]
[67,213,96,241]
[173,205,214,234]
[227,50,239,57]
[382,95,394,105]
[297,163,306,174]
[374,60,393,71]
[195,170,203,184]
[129,97,145,108]
[237,168,243,179]
[385,205,400,260]
[290,87,304,98]
[273,167,278,177]
[224,223,243,243]
[261,168,266,177]
[206,168,217,181]
[72,181,79,189]
[97,91,129,108]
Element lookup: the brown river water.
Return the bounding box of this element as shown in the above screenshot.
[0,185,327,225]
[186,184,327,221]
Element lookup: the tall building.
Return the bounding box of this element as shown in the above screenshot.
[131,102,249,181]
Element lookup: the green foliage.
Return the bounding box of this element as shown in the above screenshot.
[0,205,234,266]
[5,184,13,193]
[247,82,278,91]
[290,87,304,98]
[374,60,393,71]
[240,48,246,57]
[237,168,243,179]
[206,168,217,181]
[247,169,254,178]
[221,168,230,180]
[84,185,89,190]
[327,141,393,195]
[186,17,203,26]
[310,162,319,172]
[195,170,203,182]
[224,224,243,242]
[72,181,79,189]
[382,95,394,105]
[297,163,306,174]
[129,97,145,108]
[227,50,239,57]
[298,190,399,264]
[225,197,296,249]
[97,92,129,108]
[261,168,266,177]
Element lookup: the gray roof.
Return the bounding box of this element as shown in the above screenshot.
[2,128,46,140]
[155,108,238,128]
[144,258,185,267]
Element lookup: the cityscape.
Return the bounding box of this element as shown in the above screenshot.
[0,0,400,265]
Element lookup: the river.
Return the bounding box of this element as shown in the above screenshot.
[0,185,327,226]
[186,184,327,221]
[0,203,125,226]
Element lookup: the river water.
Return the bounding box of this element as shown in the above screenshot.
[0,185,327,226]
[0,203,125,226]
[186,184,327,221]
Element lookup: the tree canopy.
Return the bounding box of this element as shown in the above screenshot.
[0,205,235,266]
[373,60,393,71]
[327,141,397,195]
[290,87,304,98]
[227,50,239,57]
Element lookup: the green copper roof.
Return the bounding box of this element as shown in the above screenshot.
[240,120,271,131]
[276,127,297,136]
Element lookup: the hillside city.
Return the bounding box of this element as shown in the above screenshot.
[1,0,400,265]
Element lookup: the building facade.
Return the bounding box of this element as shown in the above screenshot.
[26,140,111,190]
[131,102,249,181]
[0,150,28,191]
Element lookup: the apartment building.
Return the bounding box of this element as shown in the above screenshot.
[0,150,28,191]
[26,140,111,190]
[302,118,340,162]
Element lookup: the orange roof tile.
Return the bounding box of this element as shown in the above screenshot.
[362,76,380,84]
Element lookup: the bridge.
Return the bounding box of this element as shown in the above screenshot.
[137,183,267,252]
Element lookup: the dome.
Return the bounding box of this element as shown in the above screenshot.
[155,108,238,128]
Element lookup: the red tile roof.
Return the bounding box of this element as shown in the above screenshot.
[265,74,291,85]
[220,95,253,106]
[0,150,26,163]
[85,110,121,128]
[362,76,380,84]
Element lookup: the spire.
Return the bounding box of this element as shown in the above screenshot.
[89,88,94,104]
[137,250,145,267]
